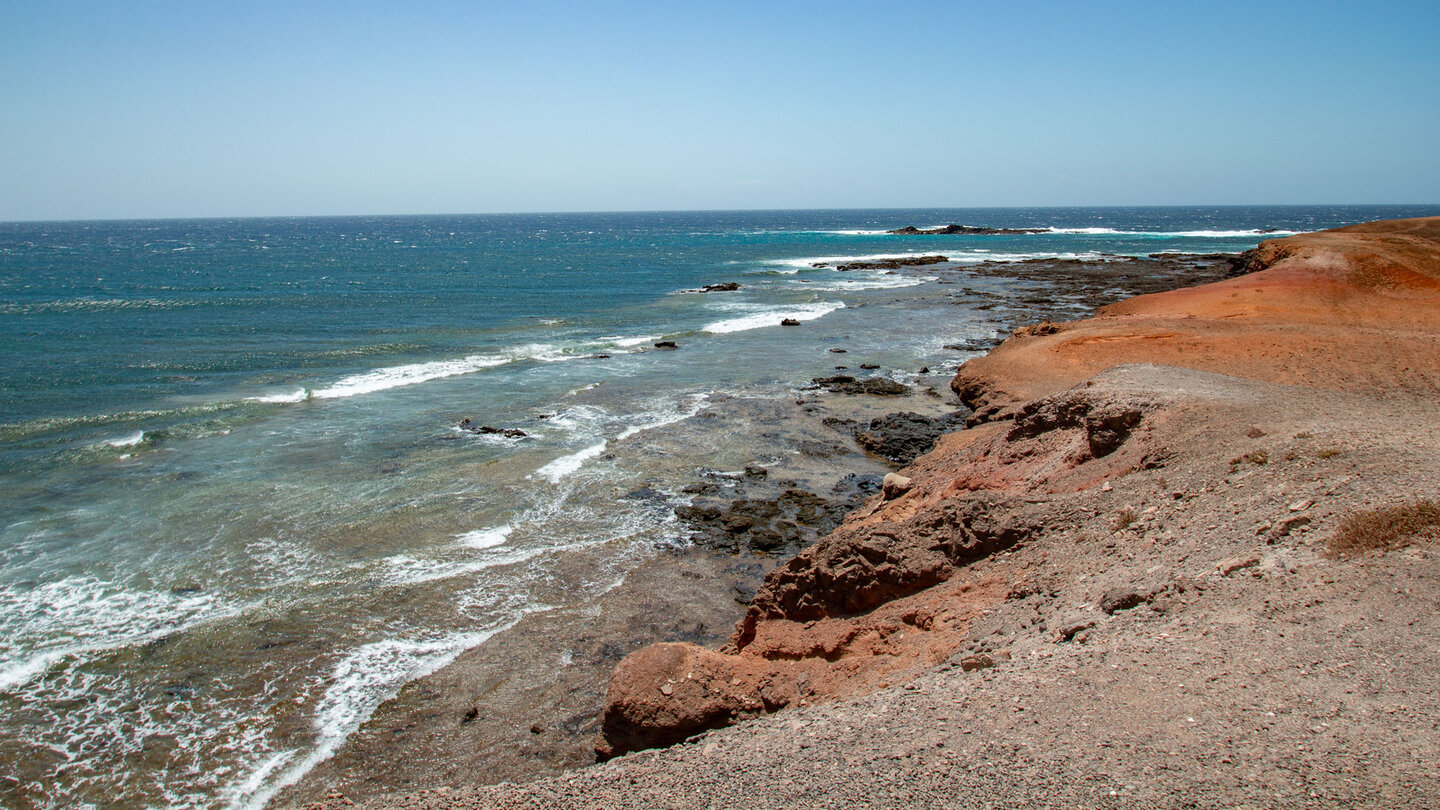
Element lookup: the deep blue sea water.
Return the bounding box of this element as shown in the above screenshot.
[2,205,1437,807]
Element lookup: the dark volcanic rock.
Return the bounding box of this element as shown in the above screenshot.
[675,480,876,556]
[780,318,801,326]
[653,341,678,350]
[699,282,741,292]
[852,411,969,466]
[812,255,950,271]
[888,224,1047,236]
[811,375,911,397]
[459,419,529,439]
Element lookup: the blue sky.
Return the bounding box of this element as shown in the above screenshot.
[2,1,1437,220]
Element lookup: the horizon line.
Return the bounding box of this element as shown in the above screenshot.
[4,202,1439,227]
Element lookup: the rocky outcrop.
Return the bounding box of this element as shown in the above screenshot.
[811,255,950,271]
[595,377,1162,759]
[852,411,968,465]
[675,482,877,555]
[810,375,911,396]
[458,419,528,438]
[888,225,1047,235]
[593,217,1440,766]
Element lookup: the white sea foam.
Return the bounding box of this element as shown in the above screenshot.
[0,576,238,691]
[380,545,551,586]
[309,343,565,400]
[703,301,845,334]
[248,389,311,404]
[800,276,928,292]
[310,355,513,399]
[105,431,146,448]
[1045,227,1299,237]
[225,619,530,810]
[763,251,951,270]
[615,392,710,441]
[942,250,1117,264]
[598,335,660,348]
[533,441,609,483]
[531,393,709,483]
[541,404,606,431]
[455,524,512,549]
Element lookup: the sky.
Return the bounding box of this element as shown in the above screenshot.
[1,1,1437,221]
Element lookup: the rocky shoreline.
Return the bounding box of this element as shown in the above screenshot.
[296,219,1440,808]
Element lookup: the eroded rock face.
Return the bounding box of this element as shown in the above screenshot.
[734,494,1037,637]
[595,384,1149,759]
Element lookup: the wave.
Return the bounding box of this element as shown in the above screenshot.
[533,441,608,483]
[956,250,1117,264]
[759,251,955,270]
[104,430,147,448]
[309,354,517,399]
[0,297,207,316]
[702,301,845,334]
[798,276,929,292]
[532,393,710,483]
[598,334,661,348]
[615,392,710,441]
[380,544,551,586]
[247,389,311,404]
[308,343,578,400]
[0,401,246,442]
[755,226,1299,241]
[265,339,658,403]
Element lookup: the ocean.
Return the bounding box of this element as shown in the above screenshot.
[2,205,1436,807]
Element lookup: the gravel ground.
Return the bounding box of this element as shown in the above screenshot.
[299,367,1440,809]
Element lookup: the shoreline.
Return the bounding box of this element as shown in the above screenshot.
[296,217,1440,808]
[275,252,1262,803]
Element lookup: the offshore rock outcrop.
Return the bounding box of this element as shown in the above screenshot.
[887,224,1047,235]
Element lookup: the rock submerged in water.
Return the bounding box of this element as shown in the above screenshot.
[780,318,801,326]
[653,341,679,350]
[458,419,528,439]
[700,282,741,292]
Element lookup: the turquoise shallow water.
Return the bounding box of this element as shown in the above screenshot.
[2,205,1437,807]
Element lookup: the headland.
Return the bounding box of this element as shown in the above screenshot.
[297,217,1440,809]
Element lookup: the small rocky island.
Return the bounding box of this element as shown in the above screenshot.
[887,224,1048,235]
